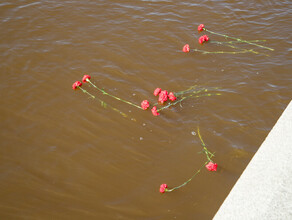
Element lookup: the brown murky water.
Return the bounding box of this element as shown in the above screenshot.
[0,0,291,219]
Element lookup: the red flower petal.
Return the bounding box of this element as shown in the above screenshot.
[168,92,177,101]
[159,184,168,193]
[203,35,209,42]
[198,24,205,31]
[206,162,218,171]
[199,36,205,44]
[182,44,190,53]
[153,88,162,96]
[158,90,168,103]
[72,81,82,90]
[82,75,91,83]
[141,100,150,110]
[151,106,160,116]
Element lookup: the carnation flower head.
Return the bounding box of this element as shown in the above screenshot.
[72,81,82,90]
[203,35,209,42]
[158,90,168,103]
[160,184,168,193]
[141,100,150,110]
[206,161,217,171]
[182,44,190,53]
[198,24,205,31]
[82,75,91,83]
[153,88,162,96]
[151,106,160,116]
[168,92,177,101]
[199,35,209,44]
[199,36,205,44]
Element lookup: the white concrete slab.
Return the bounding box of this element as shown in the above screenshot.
[213,100,292,220]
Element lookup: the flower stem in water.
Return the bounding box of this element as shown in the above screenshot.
[165,127,215,192]
[87,79,143,110]
[79,87,130,118]
[204,28,274,51]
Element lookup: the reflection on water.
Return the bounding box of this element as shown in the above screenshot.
[0,0,291,219]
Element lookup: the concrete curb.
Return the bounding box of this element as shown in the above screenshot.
[213,100,292,220]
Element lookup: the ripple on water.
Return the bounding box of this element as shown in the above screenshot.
[0,0,291,219]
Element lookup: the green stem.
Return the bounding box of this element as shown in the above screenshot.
[156,92,221,112]
[79,87,95,99]
[204,28,274,51]
[87,79,143,110]
[166,155,214,192]
[197,127,214,162]
[165,127,215,193]
[191,48,252,55]
[211,41,268,56]
[156,97,186,112]
[212,39,266,44]
[79,87,131,119]
[174,88,207,97]
[174,86,220,97]
[174,86,198,96]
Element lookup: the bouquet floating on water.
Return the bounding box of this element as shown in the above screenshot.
[72,75,221,117]
[182,23,274,56]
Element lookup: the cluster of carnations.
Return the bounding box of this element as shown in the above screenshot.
[159,127,218,194]
[198,34,209,44]
[73,76,221,195]
[73,74,221,119]
[182,23,273,54]
[141,88,177,116]
[73,75,182,117]
[182,24,209,53]
[72,75,91,90]
[198,24,210,44]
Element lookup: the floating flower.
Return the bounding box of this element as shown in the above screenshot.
[182,44,190,53]
[82,75,91,83]
[203,35,209,42]
[151,106,160,116]
[199,36,205,44]
[168,92,177,101]
[158,90,168,103]
[160,184,168,193]
[199,35,209,44]
[198,24,205,31]
[72,81,82,90]
[206,161,217,171]
[154,88,162,96]
[141,100,150,110]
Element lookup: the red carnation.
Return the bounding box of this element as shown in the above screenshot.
[154,88,162,96]
[151,106,160,116]
[198,24,205,31]
[159,184,168,193]
[182,44,190,53]
[168,92,177,101]
[158,90,168,103]
[82,75,91,83]
[72,81,82,90]
[199,36,205,44]
[199,35,209,44]
[141,100,150,110]
[203,35,209,42]
[206,161,218,171]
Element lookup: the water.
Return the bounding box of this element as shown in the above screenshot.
[0,0,291,219]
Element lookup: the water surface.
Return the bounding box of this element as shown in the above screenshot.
[0,0,291,219]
